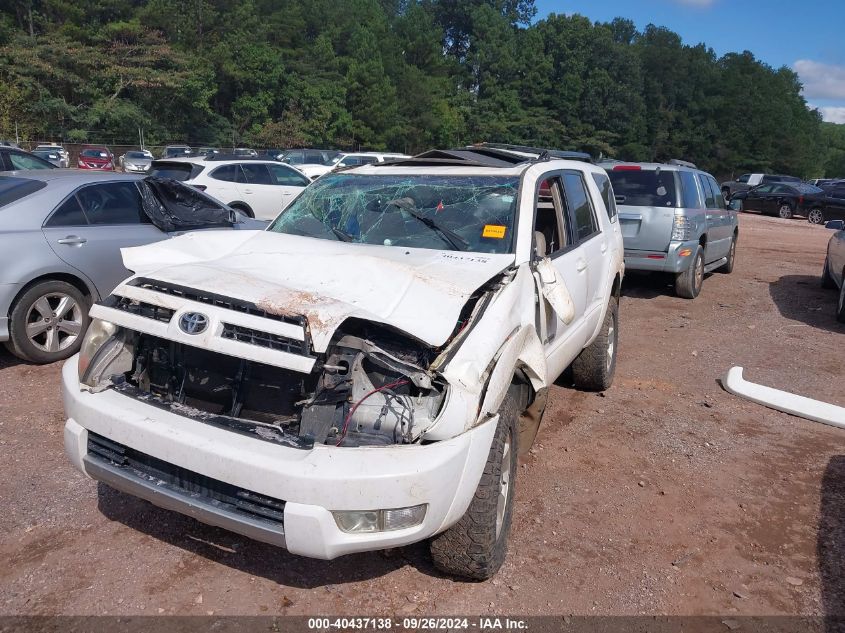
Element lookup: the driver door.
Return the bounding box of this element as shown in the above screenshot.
[744,184,773,213]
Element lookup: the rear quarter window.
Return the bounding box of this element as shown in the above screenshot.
[607,169,677,207]
[678,171,703,209]
[591,172,617,221]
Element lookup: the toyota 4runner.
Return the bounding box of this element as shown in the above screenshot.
[62,145,625,579]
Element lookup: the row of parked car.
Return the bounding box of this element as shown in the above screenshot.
[720,172,845,224]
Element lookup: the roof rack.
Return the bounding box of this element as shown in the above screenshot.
[475,143,594,163]
[667,158,698,169]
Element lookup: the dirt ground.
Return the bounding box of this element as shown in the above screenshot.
[1,212,843,617]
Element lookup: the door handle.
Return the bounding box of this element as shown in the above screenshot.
[243,188,254,194]
[576,259,587,272]
[57,236,87,246]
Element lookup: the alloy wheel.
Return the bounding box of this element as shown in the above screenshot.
[808,209,824,225]
[25,293,83,353]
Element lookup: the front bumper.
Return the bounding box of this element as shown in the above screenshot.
[624,239,700,273]
[61,356,496,559]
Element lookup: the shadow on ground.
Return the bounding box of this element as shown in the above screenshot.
[769,275,841,334]
[96,483,448,588]
[820,456,845,631]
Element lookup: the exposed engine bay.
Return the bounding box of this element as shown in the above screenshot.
[82,320,453,449]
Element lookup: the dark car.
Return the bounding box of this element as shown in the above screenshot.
[161,145,192,158]
[0,147,57,171]
[805,183,845,225]
[731,182,825,219]
[720,173,802,200]
[77,146,115,170]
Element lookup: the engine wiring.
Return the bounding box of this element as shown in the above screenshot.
[335,378,409,446]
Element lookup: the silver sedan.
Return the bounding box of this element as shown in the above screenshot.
[0,170,263,363]
[822,219,845,323]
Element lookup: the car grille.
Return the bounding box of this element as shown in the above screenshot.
[87,432,286,526]
[221,323,308,355]
[108,296,175,323]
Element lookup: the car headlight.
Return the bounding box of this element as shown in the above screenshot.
[78,318,118,384]
[671,215,693,241]
[332,505,427,533]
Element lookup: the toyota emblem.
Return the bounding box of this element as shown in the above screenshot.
[179,312,209,335]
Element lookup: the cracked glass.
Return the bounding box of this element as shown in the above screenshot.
[268,173,520,253]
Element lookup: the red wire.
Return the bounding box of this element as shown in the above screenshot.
[335,379,409,446]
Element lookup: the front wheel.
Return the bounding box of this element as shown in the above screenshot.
[429,392,518,580]
[675,246,704,299]
[571,296,619,391]
[778,203,794,219]
[718,234,738,274]
[5,280,89,364]
[808,208,825,225]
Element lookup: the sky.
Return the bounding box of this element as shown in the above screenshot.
[534,0,845,124]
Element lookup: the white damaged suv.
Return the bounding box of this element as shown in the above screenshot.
[62,145,624,579]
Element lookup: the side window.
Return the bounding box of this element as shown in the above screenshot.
[9,152,52,170]
[591,172,617,221]
[678,171,704,209]
[706,175,726,209]
[754,184,774,194]
[210,164,243,182]
[267,163,309,187]
[240,163,273,185]
[533,177,569,256]
[77,182,145,225]
[737,174,750,184]
[562,171,598,241]
[45,195,88,227]
[698,174,717,209]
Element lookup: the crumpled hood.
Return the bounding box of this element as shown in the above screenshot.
[121,231,514,351]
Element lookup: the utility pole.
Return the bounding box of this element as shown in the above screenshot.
[15,122,19,145]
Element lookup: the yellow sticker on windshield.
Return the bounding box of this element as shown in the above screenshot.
[482,225,507,239]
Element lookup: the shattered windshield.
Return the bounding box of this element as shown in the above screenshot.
[268,173,519,253]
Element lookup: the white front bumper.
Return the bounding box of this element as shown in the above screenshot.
[61,356,496,559]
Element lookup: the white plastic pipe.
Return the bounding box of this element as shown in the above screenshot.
[722,366,845,429]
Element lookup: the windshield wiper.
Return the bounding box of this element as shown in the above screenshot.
[384,198,469,251]
[331,226,354,242]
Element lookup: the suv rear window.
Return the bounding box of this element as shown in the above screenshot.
[0,177,47,208]
[149,162,204,181]
[607,169,677,207]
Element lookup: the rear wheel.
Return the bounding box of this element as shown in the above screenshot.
[429,391,518,580]
[675,246,704,299]
[778,203,794,219]
[571,297,618,391]
[808,208,825,225]
[821,257,836,289]
[5,280,89,364]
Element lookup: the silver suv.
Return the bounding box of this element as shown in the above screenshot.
[605,160,738,299]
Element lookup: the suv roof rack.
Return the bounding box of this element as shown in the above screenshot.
[667,158,698,169]
[201,153,275,162]
[372,145,594,169]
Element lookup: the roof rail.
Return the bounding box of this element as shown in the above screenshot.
[202,153,276,162]
[475,143,594,163]
[667,158,698,169]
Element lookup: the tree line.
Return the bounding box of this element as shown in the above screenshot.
[1,0,842,177]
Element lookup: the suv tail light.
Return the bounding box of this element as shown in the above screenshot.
[672,215,693,241]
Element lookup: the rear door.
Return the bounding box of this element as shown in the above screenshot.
[238,163,279,219]
[42,181,167,296]
[698,173,730,261]
[607,166,678,253]
[825,186,845,221]
[266,163,310,215]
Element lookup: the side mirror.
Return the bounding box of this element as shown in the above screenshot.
[824,220,845,231]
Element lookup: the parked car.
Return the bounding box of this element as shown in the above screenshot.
[77,147,115,171]
[731,182,825,220]
[330,152,411,171]
[807,183,845,225]
[0,171,261,364]
[61,145,625,580]
[118,150,154,173]
[808,178,843,188]
[34,144,69,168]
[161,145,192,159]
[0,140,21,148]
[31,149,64,168]
[233,148,259,157]
[261,149,285,160]
[148,155,310,221]
[720,173,802,200]
[196,147,221,157]
[820,219,845,322]
[278,148,341,179]
[2,148,58,171]
[605,160,738,298]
